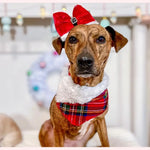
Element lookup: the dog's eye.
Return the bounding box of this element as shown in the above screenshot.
[96,36,106,44]
[69,36,78,44]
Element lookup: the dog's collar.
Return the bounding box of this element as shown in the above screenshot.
[56,89,108,126]
[68,66,71,76]
[56,66,109,104]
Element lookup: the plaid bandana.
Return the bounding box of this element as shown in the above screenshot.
[56,89,108,126]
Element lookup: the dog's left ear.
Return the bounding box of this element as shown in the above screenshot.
[105,26,128,52]
[52,37,65,55]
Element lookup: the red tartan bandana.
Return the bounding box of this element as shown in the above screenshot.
[56,89,108,126]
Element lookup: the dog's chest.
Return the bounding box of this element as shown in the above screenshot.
[78,118,94,138]
[64,118,94,147]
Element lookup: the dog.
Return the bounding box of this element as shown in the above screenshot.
[39,5,128,147]
[0,113,22,147]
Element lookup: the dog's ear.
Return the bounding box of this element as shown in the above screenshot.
[52,37,65,55]
[105,26,128,52]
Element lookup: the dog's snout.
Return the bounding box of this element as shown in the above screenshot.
[77,53,94,71]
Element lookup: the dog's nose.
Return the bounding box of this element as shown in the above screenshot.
[77,53,94,70]
[78,57,93,69]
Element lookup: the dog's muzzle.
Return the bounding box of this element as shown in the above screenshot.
[76,52,94,75]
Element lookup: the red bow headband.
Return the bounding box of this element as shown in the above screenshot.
[53,5,98,41]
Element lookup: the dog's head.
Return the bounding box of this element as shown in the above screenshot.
[53,24,128,85]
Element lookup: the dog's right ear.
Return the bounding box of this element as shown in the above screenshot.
[52,37,65,55]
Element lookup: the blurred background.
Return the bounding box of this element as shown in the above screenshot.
[0,3,150,146]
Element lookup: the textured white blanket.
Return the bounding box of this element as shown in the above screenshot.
[17,128,140,147]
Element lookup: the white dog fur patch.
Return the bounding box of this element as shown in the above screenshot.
[56,66,109,104]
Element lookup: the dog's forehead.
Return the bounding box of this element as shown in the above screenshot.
[68,24,109,36]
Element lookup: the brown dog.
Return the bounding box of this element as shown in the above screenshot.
[39,24,128,147]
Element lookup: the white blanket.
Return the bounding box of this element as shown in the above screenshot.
[17,127,140,147]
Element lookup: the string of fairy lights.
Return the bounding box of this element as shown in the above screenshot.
[0,3,144,34]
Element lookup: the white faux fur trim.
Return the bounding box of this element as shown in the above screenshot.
[86,20,99,25]
[56,66,109,104]
[60,20,99,42]
[61,32,68,42]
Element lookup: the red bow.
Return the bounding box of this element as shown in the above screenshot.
[53,5,96,37]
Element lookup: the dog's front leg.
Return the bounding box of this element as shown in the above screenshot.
[54,129,65,147]
[96,117,109,147]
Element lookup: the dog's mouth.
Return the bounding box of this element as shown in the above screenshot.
[76,69,100,78]
[76,73,94,78]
